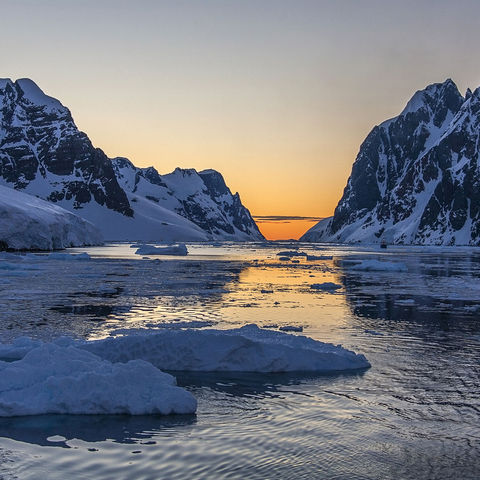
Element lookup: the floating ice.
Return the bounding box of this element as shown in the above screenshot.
[279,325,303,332]
[0,326,370,375]
[134,244,188,256]
[310,282,342,291]
[82,324,370,373]
[0,343,196,416]
[306,255,333,261]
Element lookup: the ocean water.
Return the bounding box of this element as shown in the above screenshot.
[0,242,479,479]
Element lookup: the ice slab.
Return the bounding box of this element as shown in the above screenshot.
[0,343,196,416]
[0,326,370,373]
[134,244,188,256]
[83,324,370,373]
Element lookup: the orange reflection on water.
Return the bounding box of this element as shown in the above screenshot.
[219,261,352,343]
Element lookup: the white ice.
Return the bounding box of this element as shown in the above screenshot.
[0,185,102,251]
[0,342,196,416]
[135,244,188,256]
[0,325,370,373]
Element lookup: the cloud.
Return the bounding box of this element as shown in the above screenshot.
[253,215,324,223]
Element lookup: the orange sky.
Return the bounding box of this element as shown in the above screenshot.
[255,219,322,241]
[3,1,480,240]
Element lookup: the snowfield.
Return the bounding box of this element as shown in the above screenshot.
[0,185,102,250]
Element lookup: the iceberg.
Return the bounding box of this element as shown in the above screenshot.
[134,244,188,256]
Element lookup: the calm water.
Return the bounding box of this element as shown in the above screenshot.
[0,242,479,479]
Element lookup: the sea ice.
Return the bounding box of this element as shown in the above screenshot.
[276,251,307,257]
[279,325,303,332]
[82,324,370,373]
[306,255,333,261]
[0,343,196,416]
[135,244,188,256]
[0,326,370,377]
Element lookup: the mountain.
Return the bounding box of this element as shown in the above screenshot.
[0,78,264,242]
[0,184,102,251]
[112,159,263,240]
[301,79,480,245]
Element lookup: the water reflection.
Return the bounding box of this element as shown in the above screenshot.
[0,414,196,448]
[177,370,367,397]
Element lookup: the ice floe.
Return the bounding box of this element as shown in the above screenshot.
[0,343,196,416]
[0,325,370,373]
[134,244,188,256]
[82,324,370,373]
[279,325,303,332]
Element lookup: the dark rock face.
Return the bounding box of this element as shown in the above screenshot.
[0,79,132,216]
[302,79,480,245]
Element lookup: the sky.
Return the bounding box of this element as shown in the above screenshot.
[2,0,480,239]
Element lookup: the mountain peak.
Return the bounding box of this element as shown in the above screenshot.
[398,79,461,117]
[302,78,480,246]
[14,78,65,111]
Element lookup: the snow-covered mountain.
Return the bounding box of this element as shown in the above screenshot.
[112,159,262,240]
[302,79,480,245]
[0,78,263,241]
[0,184,102,250]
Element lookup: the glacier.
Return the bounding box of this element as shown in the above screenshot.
[0,184,102,250]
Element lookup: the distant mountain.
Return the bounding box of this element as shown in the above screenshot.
[302,79,480,245]
[0,78,264,241]
[0,184,102,250]
[112,159,262,240]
